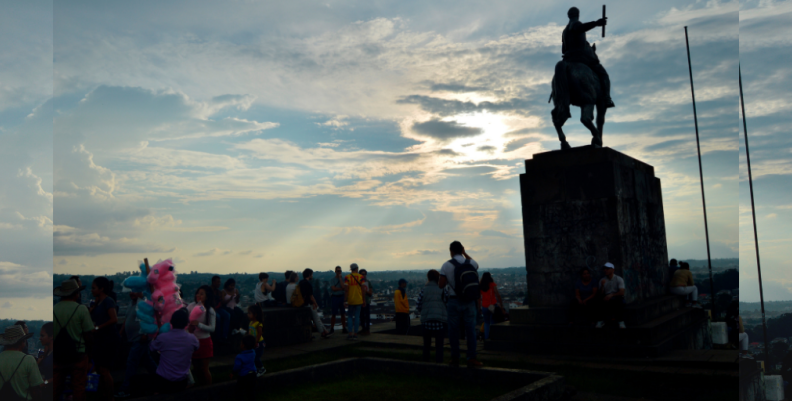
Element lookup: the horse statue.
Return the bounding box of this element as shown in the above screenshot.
[549,60,608,150]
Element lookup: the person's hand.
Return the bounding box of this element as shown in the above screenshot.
[597,17,608,26]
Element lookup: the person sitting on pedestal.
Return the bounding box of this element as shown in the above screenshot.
[569,268,598,325]
[595,262,626,329]
[669,262,701,308]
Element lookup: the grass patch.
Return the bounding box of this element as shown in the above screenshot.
[256,372,511,401]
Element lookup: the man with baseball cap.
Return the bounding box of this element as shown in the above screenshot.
[595,262,627,329]
[0,325,42,400]
[53,279,95,401]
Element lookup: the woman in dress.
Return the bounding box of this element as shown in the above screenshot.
[188,285,216,385]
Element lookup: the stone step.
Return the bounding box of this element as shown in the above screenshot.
[510,295,688,326]
[490,307,708,347]
[486,307,710,358]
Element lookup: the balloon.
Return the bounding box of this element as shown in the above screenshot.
[139,321,159,335]
[158,323,172,334]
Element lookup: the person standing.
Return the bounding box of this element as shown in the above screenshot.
[53,279,94,401]
[246,304,266,376]
[0,326,42,400]
[479,272,504,340]
[299,269,333,339]
[272,271,293,306]
[115,292,158,399]
[439,241,483,368]
[285,272,299,305]
[417,270,448,363]
[187,285,216,385]
[254,273,277,309]
[210,276,230,341]
[394,279,410,335]
[343,264,365,340]
[595,263,627,329]
[89,276,120,401]
[149,309,199,395]
[669,262,701,308]
[359,269,373,335]
[36,323,54,387]
[328,266,348,335]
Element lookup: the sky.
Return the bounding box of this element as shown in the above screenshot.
[0,0,757,320]
[738,0,792,303]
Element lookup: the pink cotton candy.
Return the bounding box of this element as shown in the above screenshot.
[190,304,206,323]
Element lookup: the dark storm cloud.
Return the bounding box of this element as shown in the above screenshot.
[411,119,483,140]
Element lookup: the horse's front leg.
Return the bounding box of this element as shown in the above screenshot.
[552,108,571,150]
[580,104,601,147]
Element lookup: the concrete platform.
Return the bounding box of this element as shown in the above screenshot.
[510,295,688,326]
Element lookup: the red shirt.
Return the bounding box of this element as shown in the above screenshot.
[481,282,497,307]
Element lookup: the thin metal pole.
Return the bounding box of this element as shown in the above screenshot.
[684,27,715,310]
[740,65,770,366]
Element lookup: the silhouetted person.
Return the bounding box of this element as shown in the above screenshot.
[563,7,614,107]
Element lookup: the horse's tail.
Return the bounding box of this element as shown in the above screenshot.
[551,60,571,123]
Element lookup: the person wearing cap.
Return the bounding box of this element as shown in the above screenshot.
[595,262,627,329]
[52,279,95,401]
[150,308,199,395]
[0,325,42,400]
[394,278,410,335]
[343,263,365,340]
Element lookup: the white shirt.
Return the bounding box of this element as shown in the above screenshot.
[187,302,216,339]
[285,283,297,305]
[440,254,479,297]
[599,274,625,295]
[254,281,273,303]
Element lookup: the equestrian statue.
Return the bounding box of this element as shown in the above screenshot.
[549,7,615,150]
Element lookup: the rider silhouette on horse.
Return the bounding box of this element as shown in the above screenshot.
[563,7,614,109]
[550,7,614,150]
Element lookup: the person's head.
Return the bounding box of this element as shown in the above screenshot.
[92,276,110,297]
[427,269,440,283]
[568,7,579,20]
[670,258,678,267]
[603,262,615,277]
[0,325,32,351]
[40,322,54,347]
[170,308,189,330]
[14,321,28,334]
[211,275,221,289]
[242,335,256,351]
[55,279,84,301]
[247,304,263,323]
[398,278,407,288]
[289,272,299,283]
[195,285,216,310]
[335,266,342,275]
[303,268,314,280]
[480,272,494,288]
[449,241,464,256]
[350,263,359,273]
[224,278,236,292]
[360,269,368,279]
[259,273,269,282]
[284,270,293,280]
[580,268,592,281]
[680,261,690,270]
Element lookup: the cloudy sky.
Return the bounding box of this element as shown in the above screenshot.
[738,0,792,303]
[2,0,761,319]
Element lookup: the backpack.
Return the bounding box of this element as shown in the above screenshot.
[0,355,30,401]
[53,304,82,365]
[291,284,305,307]
[449,258,480,303]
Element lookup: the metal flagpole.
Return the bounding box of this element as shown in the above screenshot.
[740,65,770,365]
[684,26,715,310]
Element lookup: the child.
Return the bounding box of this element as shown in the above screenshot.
[232,335,258,401]
[247,304,266,376]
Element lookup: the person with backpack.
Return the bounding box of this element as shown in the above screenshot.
[53,279,95,401]
[296,269,333,339]
[439,241,483,368]
[0,325,42,401]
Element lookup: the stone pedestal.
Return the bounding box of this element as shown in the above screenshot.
[520,146,669,308]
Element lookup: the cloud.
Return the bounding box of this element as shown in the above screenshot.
[411,119,483,141]
[193,248,232,257]
[0,261,52,298]
[393,249,441,257]
[1,302,12,308]
[480,229,512,238]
